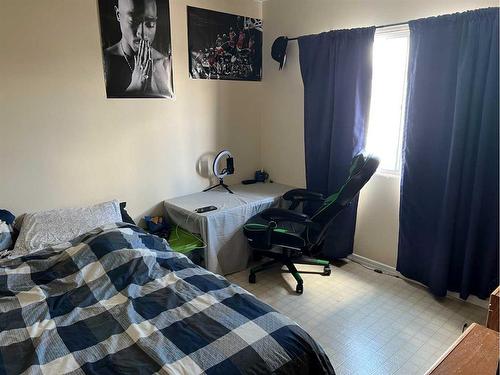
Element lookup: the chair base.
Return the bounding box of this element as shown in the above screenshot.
[248,250,331,294]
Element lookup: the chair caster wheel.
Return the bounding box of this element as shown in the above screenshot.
[323,267,331,276]
[296,284,303,294]
[249,273,256,284]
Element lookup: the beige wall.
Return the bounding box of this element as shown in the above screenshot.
[0,0,262,222]
[2,0,496,267]
[261,0,497,267]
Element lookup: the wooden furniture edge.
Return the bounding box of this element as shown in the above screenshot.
[424,323,477,375]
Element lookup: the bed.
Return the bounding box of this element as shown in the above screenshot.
[0,223,334,374]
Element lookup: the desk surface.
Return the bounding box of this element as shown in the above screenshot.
[163,183,293,274]
[164,183,293,217]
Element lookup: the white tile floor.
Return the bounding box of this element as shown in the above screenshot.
[227,261,487,375]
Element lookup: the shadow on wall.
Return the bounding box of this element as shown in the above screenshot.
[134,75,262,224]
[214,81,262,186]
[196,151,218,187]
[127,76,265,225]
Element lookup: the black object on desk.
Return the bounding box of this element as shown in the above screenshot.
[242,180,257,185]
[195,206,217,213]
[242,170,270,185]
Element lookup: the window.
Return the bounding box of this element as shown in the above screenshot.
[365,25,410,173]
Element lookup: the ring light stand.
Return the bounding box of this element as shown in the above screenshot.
[203,150,234,194]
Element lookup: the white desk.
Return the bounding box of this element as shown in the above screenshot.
[163,183,292,275]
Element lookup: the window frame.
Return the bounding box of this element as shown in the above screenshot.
[366,24,410,175]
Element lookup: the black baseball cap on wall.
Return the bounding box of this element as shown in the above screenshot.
[271,36,288,70]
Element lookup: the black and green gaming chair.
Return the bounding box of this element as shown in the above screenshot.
[243,154,379,294]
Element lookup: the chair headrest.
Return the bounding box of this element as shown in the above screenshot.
[337,156,379,206]
[349,154,366,177]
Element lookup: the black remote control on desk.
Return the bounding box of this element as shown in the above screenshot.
[195,206,217,213]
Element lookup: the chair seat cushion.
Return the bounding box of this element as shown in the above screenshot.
[243,213,307,249]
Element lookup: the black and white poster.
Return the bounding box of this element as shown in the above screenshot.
[188,7,262,81]
[97,0,173,98]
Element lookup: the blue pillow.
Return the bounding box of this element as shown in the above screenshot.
[0,210,15,252]
[0,222,13,251]
[0,209,15,225]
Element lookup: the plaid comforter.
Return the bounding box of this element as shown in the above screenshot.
[0,223,333,375]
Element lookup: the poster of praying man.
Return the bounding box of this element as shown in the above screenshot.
[98,0,173,98]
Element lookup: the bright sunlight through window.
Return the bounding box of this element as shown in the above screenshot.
[366,25,410,173]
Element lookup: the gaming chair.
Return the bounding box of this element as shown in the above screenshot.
[243,154,379,294]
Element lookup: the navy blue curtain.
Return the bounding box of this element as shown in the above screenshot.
[398,8,499,299]
[298,28,375,259]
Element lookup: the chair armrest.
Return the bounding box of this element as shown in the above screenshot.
[282,189,324,210]
[260,208,311,223]
[283,189,324,202]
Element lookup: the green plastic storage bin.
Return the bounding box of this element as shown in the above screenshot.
[168,226,205,267]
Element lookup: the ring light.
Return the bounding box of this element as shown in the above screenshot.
[203,150,235,194]
[213,150,233,179]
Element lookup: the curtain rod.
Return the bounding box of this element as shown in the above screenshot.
[286,21,408,41]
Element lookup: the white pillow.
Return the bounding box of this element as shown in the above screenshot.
[12,200,122,256]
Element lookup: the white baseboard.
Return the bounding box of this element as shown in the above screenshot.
[348,253,398,275]
[446,291,488,309]
[347,254,488,309]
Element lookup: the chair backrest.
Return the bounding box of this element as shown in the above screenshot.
[307,154,379,247]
